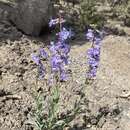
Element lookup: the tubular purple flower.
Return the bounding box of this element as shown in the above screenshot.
[38,63,45,79]
[87,47,100,78]
[62,43,70,54]
[60,70,67,81]
[31,54,46,79]
[88,58,99,67]
[58,27,73,42]
[39,48,48,59]
[86,29,94,42]
[56,42,70,55]
[31,54,40,65]
[87,48,100,59]
[49,18,57,27]
[50,54,62,72]
[93,48,100,57]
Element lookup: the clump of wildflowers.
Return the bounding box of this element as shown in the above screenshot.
[32,14,73,83]
[86,28,103,80]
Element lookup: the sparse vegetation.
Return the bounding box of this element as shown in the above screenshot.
[0,1,130,130]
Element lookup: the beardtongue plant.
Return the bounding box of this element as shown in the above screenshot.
[30,9,107,130]
[86,28,103,82]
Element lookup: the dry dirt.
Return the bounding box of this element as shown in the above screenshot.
[0,34,130,130]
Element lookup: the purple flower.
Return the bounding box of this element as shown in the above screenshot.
[49,18,57,27]
[94,37,102,45]
[87,48,94,57]
[31,54,40,65]
[93,48,100,57]
[50,54,62,72]
[88,58,99,67]
[57,43,70,65]
[31,54,46,79]
[62,43,70,54]
[87,47,100,78]
[87,47,100,59]
[86,29,94,42]
[87,67,97,78]
[60,70,67,81]
[39,48,48,59]
[58,27,73,42]
[38,63,45,79]
[61,55,69,65]
[56,42,70,55]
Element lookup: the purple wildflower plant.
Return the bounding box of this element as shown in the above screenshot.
[32,14,73,84]
[31,50,47,79]
[86,29,103,80]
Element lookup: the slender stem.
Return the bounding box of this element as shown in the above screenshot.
[91,36,95,48]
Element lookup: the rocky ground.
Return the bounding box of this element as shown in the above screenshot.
[0,27,130,130]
